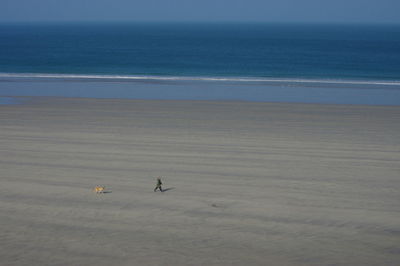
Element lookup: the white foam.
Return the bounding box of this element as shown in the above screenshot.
[0,72,399,86]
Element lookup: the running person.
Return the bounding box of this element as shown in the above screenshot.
[154,177,163,192]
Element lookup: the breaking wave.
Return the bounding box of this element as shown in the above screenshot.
[1,72,400,86]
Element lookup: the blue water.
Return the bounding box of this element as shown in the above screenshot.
[0,96,19,105]
[1,23,400,105]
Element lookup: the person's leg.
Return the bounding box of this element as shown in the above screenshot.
[159,186,163,192]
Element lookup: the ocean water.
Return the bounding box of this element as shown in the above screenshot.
[0,23,400,104]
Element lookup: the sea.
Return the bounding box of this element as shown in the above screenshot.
[1,22,400,105]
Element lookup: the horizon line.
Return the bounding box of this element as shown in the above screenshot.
[0,20,400,26]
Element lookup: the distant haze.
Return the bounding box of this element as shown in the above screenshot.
[1,0,399,24]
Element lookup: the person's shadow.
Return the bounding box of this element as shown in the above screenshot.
[162,187,175,192]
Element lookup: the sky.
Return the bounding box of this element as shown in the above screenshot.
[0,0,399,24]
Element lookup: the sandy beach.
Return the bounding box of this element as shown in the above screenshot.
[0,97,399,266]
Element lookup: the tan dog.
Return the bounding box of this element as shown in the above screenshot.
[93,186,105,193]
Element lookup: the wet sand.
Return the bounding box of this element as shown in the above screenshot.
[1,97,399,265]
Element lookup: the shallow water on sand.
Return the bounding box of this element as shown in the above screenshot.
[1,77,400,105]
